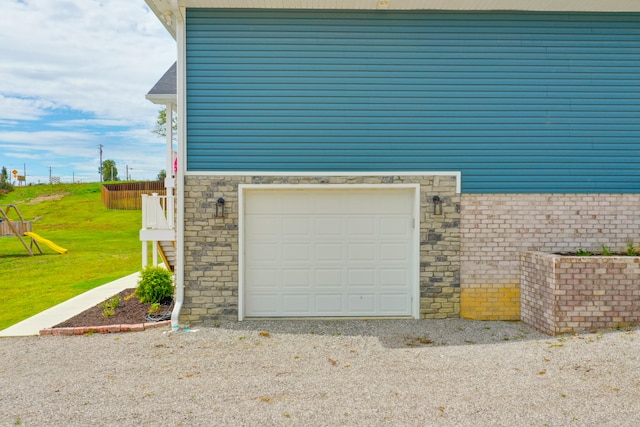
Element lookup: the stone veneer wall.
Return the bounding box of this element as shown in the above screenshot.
[460,194,640,320]
[181,174,460,325]
[521,251,640,335]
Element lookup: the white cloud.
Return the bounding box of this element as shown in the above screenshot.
[0,130,101,159]
[0,0,175,183]
[49,118,137,128]
[0,0,174,124]
[0,95,58,121]
[2,151,43,161]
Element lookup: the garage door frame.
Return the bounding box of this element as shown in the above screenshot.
[238,184,421,320]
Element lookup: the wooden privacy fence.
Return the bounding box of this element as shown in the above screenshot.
[101,181,166,210]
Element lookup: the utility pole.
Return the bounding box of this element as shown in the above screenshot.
[99,144,104,182]
[49,167,52,184]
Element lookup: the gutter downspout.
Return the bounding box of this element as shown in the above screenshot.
[170,0,186,330]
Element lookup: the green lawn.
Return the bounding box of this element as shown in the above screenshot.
[0,183,142,330]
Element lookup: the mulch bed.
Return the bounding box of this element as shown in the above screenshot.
[54,289,172,328]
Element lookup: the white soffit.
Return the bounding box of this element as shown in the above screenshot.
[146,94,177,105]
[146,0,640,38]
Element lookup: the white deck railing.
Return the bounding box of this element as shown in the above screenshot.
[141,193,175,230]
[140,193,175,269]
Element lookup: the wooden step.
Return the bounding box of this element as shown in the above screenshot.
[157,241,176,271]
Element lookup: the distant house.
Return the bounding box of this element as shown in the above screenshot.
[144,1,640,327]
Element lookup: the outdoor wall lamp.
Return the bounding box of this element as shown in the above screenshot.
[215,198,225,218]
[432,195,443,216]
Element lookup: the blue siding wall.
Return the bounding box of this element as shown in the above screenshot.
[186,10,640,193]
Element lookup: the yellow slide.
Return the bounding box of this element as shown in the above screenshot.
[23,232,68,254]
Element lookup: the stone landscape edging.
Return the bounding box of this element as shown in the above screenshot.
[39,320,171,336]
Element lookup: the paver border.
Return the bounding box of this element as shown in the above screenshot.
[39,320,171,336]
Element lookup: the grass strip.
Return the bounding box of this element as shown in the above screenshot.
[0,183,141,330]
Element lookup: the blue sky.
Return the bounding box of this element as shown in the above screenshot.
[0,0,175,184]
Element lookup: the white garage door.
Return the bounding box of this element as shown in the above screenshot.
[243,187,416,317]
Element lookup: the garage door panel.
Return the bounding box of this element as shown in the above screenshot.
[380,269,408,287]
[380,294,412,314]
[379,192,414,213]
[314,192,348,213]
[348,269,375,287]
[282,269,309,288]
[282,194,315,214]
[316,243,342,261]
[316,294,344,314]
[381,243,409,261]
[315,269,343,287]
[347,193,380,211]
[282,217,311,237]
[247,243,279,262]
[282,243,310,261]
[246,216,281,237]
[347,243,376,261]
[347,217,376,236]
[246,294,279,316]
[379,268,408,293]
[282,294,312,315]
[245,192,283,214]
[315,217,343,236]
[348,294,376,313]
[380,217,411,236]
[246,268,279,288]
[244,188,415,317]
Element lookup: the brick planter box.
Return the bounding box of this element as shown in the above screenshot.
[520,251,640,335]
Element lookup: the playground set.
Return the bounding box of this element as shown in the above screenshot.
[0,204,67,255]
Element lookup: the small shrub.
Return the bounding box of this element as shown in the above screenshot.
[99,295,121,318]
[0,182,14,193]
[601,245,612,256]
[626,242,638,256]
[0,167,14,193]
[576,248,592,256]
[148,303,160,314]
[136,266,174,304]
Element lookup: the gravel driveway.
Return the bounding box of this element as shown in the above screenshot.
[1,319,639,426]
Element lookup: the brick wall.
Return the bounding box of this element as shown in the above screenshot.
[521,251,640,335]
[182,174,460,325]
[460,287,521,321]
[460,194,640,320]
[520,251,557,334]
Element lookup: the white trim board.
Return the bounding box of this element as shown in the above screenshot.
[151,1,640,13]
[147,1,640,40]
[186,171,462,194]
